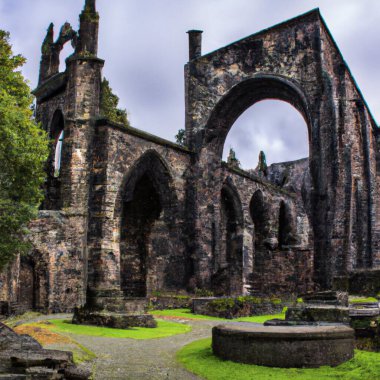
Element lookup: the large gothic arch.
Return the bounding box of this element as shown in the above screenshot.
[202,75,311,156]
[185,9,379,289]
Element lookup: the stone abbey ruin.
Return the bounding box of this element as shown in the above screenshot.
[1,0,380,315]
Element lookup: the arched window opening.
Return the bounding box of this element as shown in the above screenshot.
[59,42,75,73]
[249,190,268,249]
[54,130,64,177]
[215,183,243,295]
[278,201,296,249]
[43,110,65,210]
[222,100,309,170]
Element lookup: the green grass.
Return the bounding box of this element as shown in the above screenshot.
[349,297,379,304]
[150,308,286,323]
[177,338,380,380]
[150,309,227,320]
[47,319,191,340]
[236,312,285,324]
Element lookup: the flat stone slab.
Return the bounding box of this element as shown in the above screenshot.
[212,324,354,368]
[73,308,157,329]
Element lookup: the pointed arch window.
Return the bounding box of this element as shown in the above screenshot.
[43,109,65,210]
[54,130,64,177]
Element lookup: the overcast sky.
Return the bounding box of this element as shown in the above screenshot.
[1,0,379,168]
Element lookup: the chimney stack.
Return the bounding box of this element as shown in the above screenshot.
[187,30,203,61]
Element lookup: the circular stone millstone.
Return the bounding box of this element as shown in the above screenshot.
[212,323,355,368]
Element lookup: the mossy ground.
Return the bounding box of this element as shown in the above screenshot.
[4,311,42,328]
[149,308,286,323]
[17,318,191,340]
[177,338,380,380]
[13,322,96,364]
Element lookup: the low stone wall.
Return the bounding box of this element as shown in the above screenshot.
[212,324,355,367]
[286,305,350,324]
[192,297,284,319]
[73,305,157,329]
[149,296,192,310]
[351,315,380,352]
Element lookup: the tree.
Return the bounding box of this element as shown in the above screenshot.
[100,78,130,126]
[0,30,49,269]
[175,128,186,146]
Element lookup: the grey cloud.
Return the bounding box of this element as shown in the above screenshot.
[224,100,309,167]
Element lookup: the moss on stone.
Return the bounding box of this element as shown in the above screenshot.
[80,11,99,23]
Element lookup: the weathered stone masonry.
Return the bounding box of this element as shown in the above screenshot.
[1,2,379,313]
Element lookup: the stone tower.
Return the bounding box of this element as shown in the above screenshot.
[30,0,104,311]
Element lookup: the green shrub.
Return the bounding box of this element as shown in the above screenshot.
[194,288,214,297]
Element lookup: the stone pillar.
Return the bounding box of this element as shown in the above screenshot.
[242,221,254,294]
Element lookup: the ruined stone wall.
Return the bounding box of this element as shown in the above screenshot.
[84,121,313,298]
[2,4,379,313]
[267,158,309,194]
[374,129,380,267]
[317,23,379,274]
[25,212,87,312]
[185,9,378,289]
[219,166,313,296]
[87,121,192,297]
[185,11,322,290]
[0,258,20,314]
[0,213,87,314]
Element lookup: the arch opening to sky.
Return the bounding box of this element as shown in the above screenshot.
[222,99,309,169]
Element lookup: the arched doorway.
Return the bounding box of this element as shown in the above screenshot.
[118,151,178,297]
[17,252,49,312]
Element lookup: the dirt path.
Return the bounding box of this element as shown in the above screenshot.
[75,318,220,380]
[17,314,237,380]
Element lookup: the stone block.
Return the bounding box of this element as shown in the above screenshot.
[302,291,349,306]
[72,307,157,329]
[192,297,284,319]
[0,322,90,379]
[212,324,355,367]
